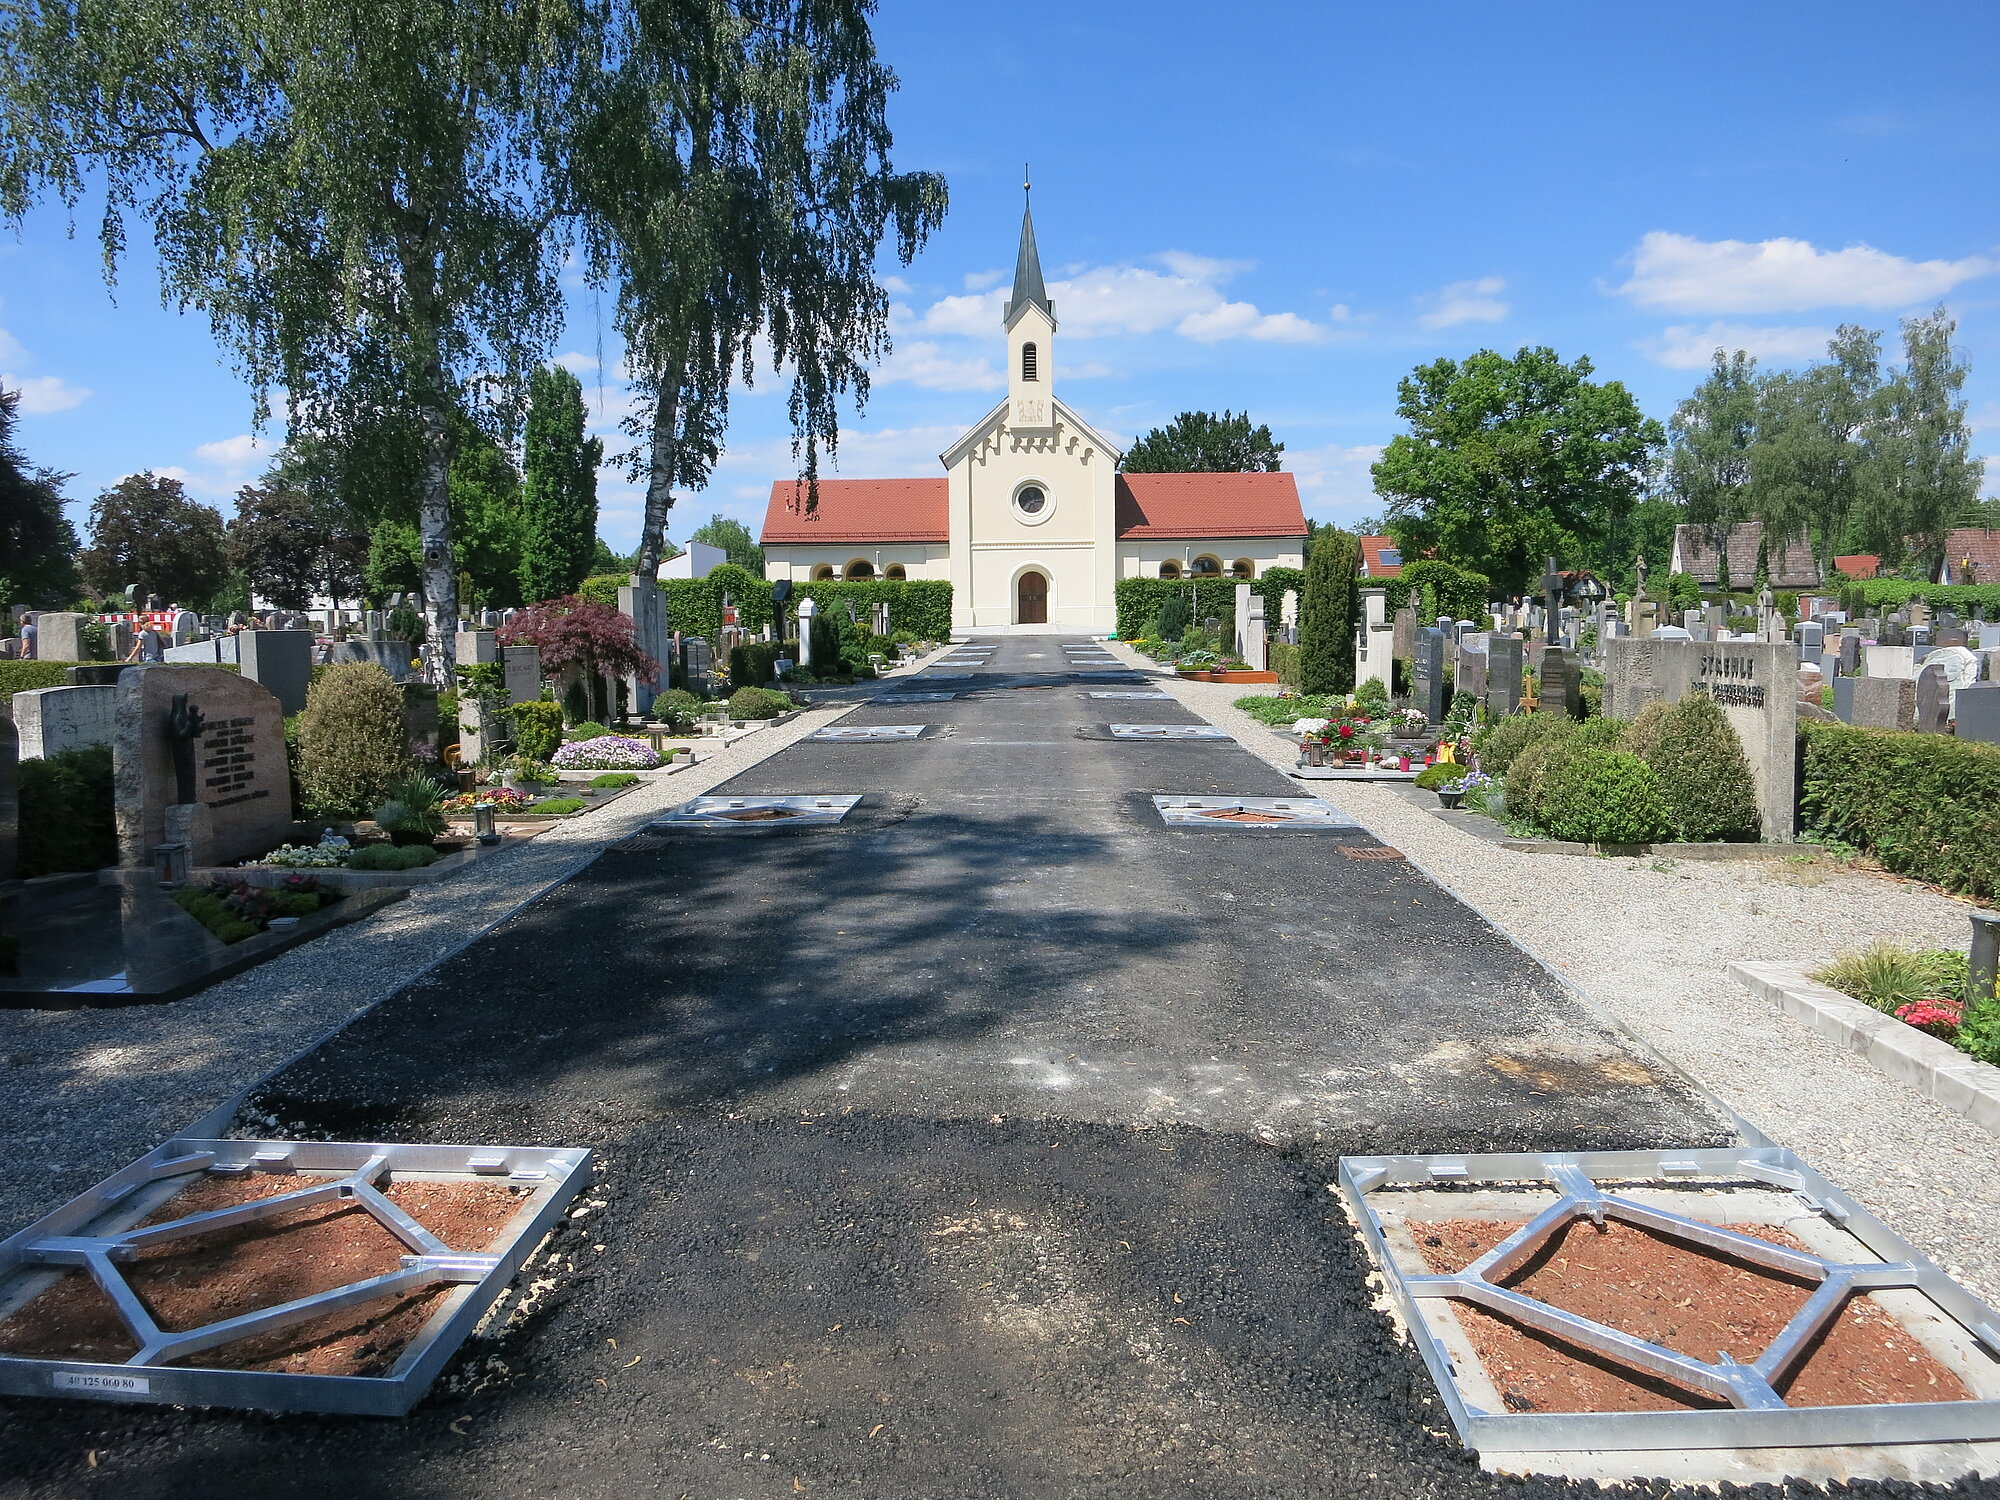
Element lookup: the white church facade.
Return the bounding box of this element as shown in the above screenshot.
[759,201,1307,633]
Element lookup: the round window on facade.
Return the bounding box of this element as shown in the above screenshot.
[1016,485,1046,515]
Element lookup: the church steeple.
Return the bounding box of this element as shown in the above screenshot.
[1005,176,1056,429]
[1004,179,1055,329]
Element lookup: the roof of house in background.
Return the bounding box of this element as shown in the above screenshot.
[1668,521,1822,590]
[1939,529,2000,585]
[1112,472,1306,540]
[1358,535,1404,577]
[1833,554,1881,579]
[760,479,949,545]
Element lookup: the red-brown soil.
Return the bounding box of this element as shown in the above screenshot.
[1199,809,1294,823]
[1410,1216,1974,1414]
[713,807,801,821]
[0,1172,529,1377]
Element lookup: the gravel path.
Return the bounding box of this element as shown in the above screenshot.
[0,694,863,1241]
[1138,653,2000,1303]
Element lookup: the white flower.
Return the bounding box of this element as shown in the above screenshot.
[1291,717,1330,734]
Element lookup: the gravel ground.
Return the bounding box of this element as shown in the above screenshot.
[1141,654,2000,1304]
[0,693,863,1243]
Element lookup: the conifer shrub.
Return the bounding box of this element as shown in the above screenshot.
[728,686,791,720]
[650,688,701,728]
[1157,590,1191,641]
[510,700,566,763]
[1537,749,1668,845]
[1641,693,1759,842]
[297,663,411,818]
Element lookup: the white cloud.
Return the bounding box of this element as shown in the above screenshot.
[1615,230,1998,313]
[911,253,1328,345]
[554,350,600,374]
[1417,277,1509,330]
[194,433,275,470]
[962,269,1006,292]
[1286,443,1386,524]
[4,373,92,413]
[874,340,1003,392]
[0,327,26,364]
[1638,321,1837,369]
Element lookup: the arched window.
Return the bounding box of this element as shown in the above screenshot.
[1191,555,1222,576]
[884,563,907,580]
[1158,560,1182,579]
[844,559,876,580]
[811,564,835,581]
[1231,558,1255,579]
[1021,342,1038,382]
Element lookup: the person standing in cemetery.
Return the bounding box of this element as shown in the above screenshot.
[19,612,36,659]
[125,620,166,663]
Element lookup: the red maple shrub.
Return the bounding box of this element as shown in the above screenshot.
[499,596,655,683]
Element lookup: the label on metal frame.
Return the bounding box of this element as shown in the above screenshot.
[54,1372,149,1394]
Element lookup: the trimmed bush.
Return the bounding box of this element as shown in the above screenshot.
[728,686,791,720]
[1268,640,1300,686]
[789,579,952,642]
[590,772,640,788]
[1638,693,1759,842]
[564,720,611,741]
[1800,720,2000,899]
[529,797,586,814]
[650,688,700,728]
[1352,676,1389,717]
[0,661,80,698]
[297,663,412,818]
[1412,762,1459,790]
[1537,749,1668,845]
[345,842,440,871]
[17,743,117,876]
[1504,718,1626,828]
[1474,710,1565,778]
[510,700,565,763]
[1111,570,1308,641]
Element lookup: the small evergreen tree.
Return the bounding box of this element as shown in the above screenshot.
[1638,692,1760,841]
[1297,527,1359,695]
[1157,589,1190,641]
[519,366,603,603]
[297,664,412,817]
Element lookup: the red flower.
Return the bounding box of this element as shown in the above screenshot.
[1338,723,1355,739]
[1893,999,1962,1038]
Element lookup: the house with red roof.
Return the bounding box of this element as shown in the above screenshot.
[1935,529,2000,585]
[760,201,1306,632]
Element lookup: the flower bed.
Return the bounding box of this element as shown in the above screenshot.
[550,735,663,771]
[442,788,534,815]
[1811,942,1999,1066]
[175,875,333,944]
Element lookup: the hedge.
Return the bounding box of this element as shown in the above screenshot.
[0,661,88,702]
[1837,579,2000,616]
[1799,720,2000,899]
[583,572,952,642]
[1268,641,1300,686]
[1112,569,1306,639]
[18,743,117,876]
[789,580,953,641]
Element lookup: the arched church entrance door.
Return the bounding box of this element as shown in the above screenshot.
[1016,570,1048,625]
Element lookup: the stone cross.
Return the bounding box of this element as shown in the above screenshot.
[1541,556,1563,644]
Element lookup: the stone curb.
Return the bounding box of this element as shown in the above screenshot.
[1500,838,1825,860]
[1728,960,2000,1138]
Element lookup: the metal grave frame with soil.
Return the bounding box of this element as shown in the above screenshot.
[652,794,862,829]
[805,724,929,742]
[1338,1146,2000,1454]
[1109,723,1234,740]
[0,1137,591,1416]
[879,692,958,702]
[1152,796,1362,830]
[1087,690,1174,700]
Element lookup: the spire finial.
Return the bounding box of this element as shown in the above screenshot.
[1005,177,1053,327]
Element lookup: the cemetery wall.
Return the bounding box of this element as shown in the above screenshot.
[1798,720,2000,900]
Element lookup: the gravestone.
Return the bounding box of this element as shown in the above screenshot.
[171,610,201,645]
[113,665,292,868]
[1915,664,1950,734]
[0,715,15,880]
[1242,593,1268,673]
[1455,641,1488,703]
[1795,620,1824,664]
[36,612,92,662]
[12,684,118,759]
[1910,599,1934,629]
[1837,633,1861,677]
[455,629,498,666]
[1954,684,2000,744]
[870,600,892,637]
[457,696,503,764]
[1392,605,1417,663]
[1410,627,1446,723]
[504,643,542,705]
[1355,588,1393,696]
[1485,635,1524,718]
[1538,646,1581,719]
[796,597,819,669]
[1688,642,1797,840]
[1603,636,1697,721]
[1920,644,1983,713]
[399,682,440,758]
[683,637,714,697]
[1938,626,1969,649]
[1881,619,1908,647]
[1864,644,1916,680]
[236,629,314,715]
[1832,675,1914,731]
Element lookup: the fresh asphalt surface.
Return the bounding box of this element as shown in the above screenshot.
[11,635,1915,1500]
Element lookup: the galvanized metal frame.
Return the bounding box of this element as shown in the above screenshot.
[0,1138,590,1416]
[1339,1146,2000,1453]
[1087,690,1174,700]
[877,692,958,703]
[653,794,862,828]
[1109,723,1233,740]
[1153,795,1361,829]
[805,724,929,741]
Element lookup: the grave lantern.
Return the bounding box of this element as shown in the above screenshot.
[472,804,500,845]
[153,841,191,888]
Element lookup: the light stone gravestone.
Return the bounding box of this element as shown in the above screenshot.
[1796,620,1824,663]
[1684,642,1796,840]
[171,610,201,645]
[1485,635,1524,718]
[1915,664,1950,734]
[1920,645,1982,713]
[1832,675,1914,731]
[36,612,92,662]
[1455,641,1488,703]
[113,665,293,868]
[1410,627,1446,723]
[12,684,118,759]
[1241,592,1268,673]
[1354,587,1394,697]
[456,629,498,666]
[503,643,542,705]
[457,696,504,764]
[1864,644,1916,680]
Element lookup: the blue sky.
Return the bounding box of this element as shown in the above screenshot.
[4,1,1998,554]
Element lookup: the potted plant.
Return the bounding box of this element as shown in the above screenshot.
[372,773,450,847]
[501,756,557,793]
[1437,770,1490,810]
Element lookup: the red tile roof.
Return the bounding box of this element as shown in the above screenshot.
[1358,534,1404,578]
[760,478,948,545]
[1670,521,1822,589]
[1833,554,1880,580]
[1940,529,2000,585]
[1112,472,1306,540]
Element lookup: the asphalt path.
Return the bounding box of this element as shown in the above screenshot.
[0,637,1776,1500]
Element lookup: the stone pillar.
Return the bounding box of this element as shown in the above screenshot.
[1355,588,1392,696]
[1243,593,1267,673]
[455,629,498,666]
[797,596,819,670]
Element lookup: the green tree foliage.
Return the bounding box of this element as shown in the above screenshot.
[519,365,603,603]
[1371,347,1664,593]
[224,484,367,608]
[1606,497,1687,597]
[296,663,411,818]
[689,514,764,576]
[1395,559,1490,625]
[1861,307,1983,575]
[1120,411,1284,473]
[1750,326,1880,575]
[79,473,229,606]
[1537,749,1668,845]
[17,743,116,876]
[1297,527,1358,695]
[450,426,526,609]
[0,386,79,608]
[1666,349,1760,527]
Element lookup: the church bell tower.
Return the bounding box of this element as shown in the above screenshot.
[1005,184,1055,430]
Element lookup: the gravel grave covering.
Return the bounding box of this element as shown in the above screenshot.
[1131,647,2000,1304]
[0,693,866,1243]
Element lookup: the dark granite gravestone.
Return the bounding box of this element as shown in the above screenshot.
[1838,633,1861,676]
[1538,647,1581,719]
[1937,626,1969,649]
[1485,635,1524,718]
[1915,663,1950,734]
[1955,684,2000,743]
[1455,642,1488,703]
[1411,627,1446,723]
[682,637,714,697]
[1882,620,1908,647]
[1832,676,1915,731]
[1392,605,1417,664]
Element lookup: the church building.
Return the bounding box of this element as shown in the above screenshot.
[759,200,1308,633]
